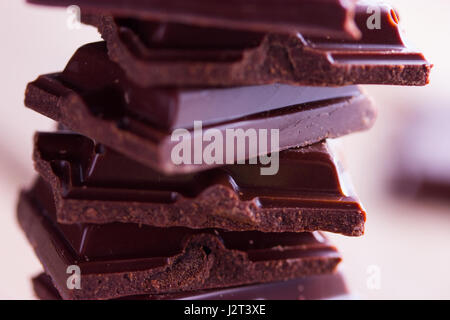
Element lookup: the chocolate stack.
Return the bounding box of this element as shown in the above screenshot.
[20,0,430,300]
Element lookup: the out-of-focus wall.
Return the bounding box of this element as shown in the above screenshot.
[0,1,100,299]
[330,0,450,300]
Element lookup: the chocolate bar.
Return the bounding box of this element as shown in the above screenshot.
[18,178,342,300]
[33,272,349,300]
[36,42,375,131]
[392,108,450,201]
[80,2,431,87]
[28,0,360,39]
[25,42,376,174]
[34,132,366,235]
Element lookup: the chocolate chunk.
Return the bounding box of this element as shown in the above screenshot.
[24,43,376,174]
[33,132,366,235]
[33,274,61,301]
[33,271,349,300]
[56,42,370,131]
[18,179,342,300]
[80,2,431,87]
[28,0,361,39]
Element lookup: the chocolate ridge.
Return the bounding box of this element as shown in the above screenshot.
[79,2,431,87]
[18,180,341,300]
[33,132,366,236]
[56,41,369,131]
[25,72,376,175]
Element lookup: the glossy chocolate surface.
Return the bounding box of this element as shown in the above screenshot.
[31,178,331,262]
[27,0,360,39]
[79,1,431,87]
[59,42,364,130]
[25,66,376,174]
[35,132,343,201]
[304,4,404,49]
[34,132,366,235]
[18,179,341,299]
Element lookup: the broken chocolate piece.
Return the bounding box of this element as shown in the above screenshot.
[80,2,431,87]
[53,42,373,131]
[33,132,366,236]
[18,178,342,300]
[28,0,360,39]
[24,42,376,174]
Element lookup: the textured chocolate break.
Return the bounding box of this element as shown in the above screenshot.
[80,2,431,87]
[32,272,349,300]
[43,42,375,131]
[24,42,376,174]
[18,179,341,300]
[33,132,366,235]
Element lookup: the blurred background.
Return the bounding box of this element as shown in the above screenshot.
[0,0,448,299]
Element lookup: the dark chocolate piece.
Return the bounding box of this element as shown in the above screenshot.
[80,2,431,87]
[55,42,369,131]
[33,271,349,300]
[18,179,341,300]
[34,132,365,235]
[392,108,450,201]
[33,274,61,301]
[27,0,360,39]
[24,43,376,174]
